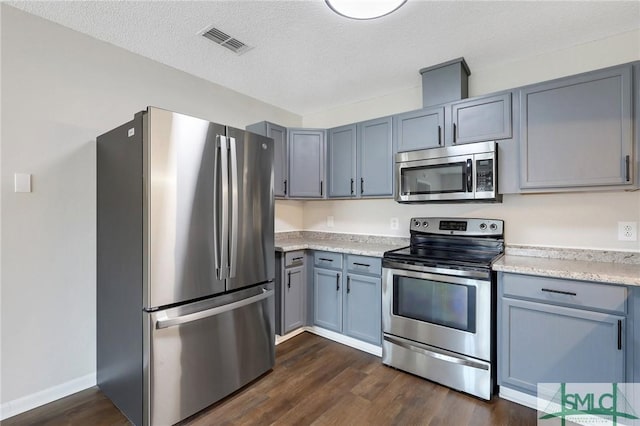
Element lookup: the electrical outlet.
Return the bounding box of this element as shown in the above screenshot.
[390,217,399,230]
[618,221,638,241]
[327,216,334,228]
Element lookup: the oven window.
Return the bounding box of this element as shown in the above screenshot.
[400,162,466,195]
[393,276,476,333]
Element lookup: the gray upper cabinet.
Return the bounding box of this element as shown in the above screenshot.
[327,124,357,198]
[519,64,633,190]
[450,93,512,145]
[358,116,393,197]
[394,106,444,152]
[288,129,326,198]
[246,121,288,198]
[327,117,393,199]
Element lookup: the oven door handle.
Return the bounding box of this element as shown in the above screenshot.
[384,335,489,371]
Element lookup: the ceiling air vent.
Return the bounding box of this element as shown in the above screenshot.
[202,27,252,55]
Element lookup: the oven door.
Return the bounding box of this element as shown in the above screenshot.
[382,266,491,361]
[395,154,474,202]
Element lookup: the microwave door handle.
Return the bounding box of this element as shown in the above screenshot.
[466,159,473,193]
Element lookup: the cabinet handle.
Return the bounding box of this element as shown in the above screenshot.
[541,288,577,296]
[625,155,630,182]
[292,256,303,262]
[453,123,457,143]
[284,179,287,195]
[438,125,442,145]
[618,320,622,350]
[320,180,323,197]
[360,178,364,195]
[347,276,351,294]
[353,262,370,268]
[336,273,340,291]
[350,178,354,195]
[318,258,333,262]
[287,271,291,289]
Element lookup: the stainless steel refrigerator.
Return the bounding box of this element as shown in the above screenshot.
[97,107,275,426]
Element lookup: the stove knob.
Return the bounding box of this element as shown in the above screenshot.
[479,223,487,230]
[489,223,498,231]
[422,221,428,228]
[414,220,420,227]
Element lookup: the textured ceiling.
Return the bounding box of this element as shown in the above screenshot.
[8,1,640,115]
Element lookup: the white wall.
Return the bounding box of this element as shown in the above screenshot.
[0,4,301,414]
[301,29,640,251]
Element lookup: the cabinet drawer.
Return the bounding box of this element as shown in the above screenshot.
[314,251,343,270]
[346,255,381,276]
[284,251,305,268]
[502,273,627,314]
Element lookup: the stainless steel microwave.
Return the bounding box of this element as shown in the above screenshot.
[395,141,501,203]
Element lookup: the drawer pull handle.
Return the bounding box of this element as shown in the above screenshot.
[618,320,622,350]
[319,258,333,262]
[541,288,577,296]
[353,262,370,268]
[292,257,303,262]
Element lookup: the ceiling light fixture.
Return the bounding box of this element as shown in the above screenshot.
[325,0,407,20]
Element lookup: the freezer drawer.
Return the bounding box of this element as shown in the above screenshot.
[144,283,275,426]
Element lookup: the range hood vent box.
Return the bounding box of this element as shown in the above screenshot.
[420,58,471,107]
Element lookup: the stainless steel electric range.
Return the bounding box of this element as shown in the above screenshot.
[381,217,504,400]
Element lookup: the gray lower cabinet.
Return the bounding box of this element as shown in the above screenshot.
[313,252,382,346]
[283,265,305,333]
[327,124,357,198]
[519,64,634,190]
[394,106,444,152]
[499,272,627,396]
[313,267,342,332]
[289,128,326,198]
[450,92,512,145]
[344,273,381,345]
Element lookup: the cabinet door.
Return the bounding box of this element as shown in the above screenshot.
[451,93,512,145]
[519,65,633,189]
[267,123,288,198]
[358,117,393,197]
[313,267,342,332]
[344,274,381,345]
[283,265,305,334]
[289,129,325,198]
[500,298,625,395]
[394,107,444,152]
[327,124,357,198]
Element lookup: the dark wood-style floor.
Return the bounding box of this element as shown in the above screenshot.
[4,332,536,425]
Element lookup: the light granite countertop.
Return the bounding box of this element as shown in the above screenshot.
[275,231,407,258]
[493,246,640,287]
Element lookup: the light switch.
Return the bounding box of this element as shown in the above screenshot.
[14,173,32,193]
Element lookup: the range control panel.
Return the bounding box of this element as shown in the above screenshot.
[410,217,504,237]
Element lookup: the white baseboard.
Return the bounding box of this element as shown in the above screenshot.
[0,373,96,421]
[499,386,538,410]
[275,327,307,345]
[305,326,382,357]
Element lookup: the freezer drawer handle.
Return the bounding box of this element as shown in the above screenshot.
[155,288,274,329]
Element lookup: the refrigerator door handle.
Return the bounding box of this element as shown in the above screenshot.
[213,135,221,278]
[229,136,239,279]
[155,288,274,329]
[219,135,230,279]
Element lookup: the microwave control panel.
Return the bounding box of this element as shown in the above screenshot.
[475,159,494,192]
